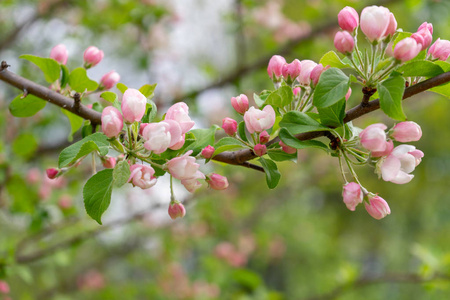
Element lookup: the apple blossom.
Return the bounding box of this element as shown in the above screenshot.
[310,64,329,86]
[334,31,355,55]
[342,182,363,211]
[279,141,297,154]
[359,123,388,152]
[338,6,359,32]
[101,106,123,138]
[254,144,267,157]
[121,88,147,123]
[83,46,104,68]
[222,117,237,136]
[391,121,422,142]
[379,145,424,184]
[142,120,182,154]
[281,59,302,82]
[168,202,186,219]
[99,71,120,90]
[243,105,276,134]
[267,55,286,81]
[259,131,270,144]
[165,102,195,134]
[360,6,391,43]
[297,60,317,86]
[428,38,450,61]
[206,173,229,190]
[181,171,205,193]
[46,168,59,179]
[50,44,68,65]
[167,150,201,180]
[371,139,394,158]
[394,37,421,62]
[231,94,249,114]
[384,13,397,38]
[365,195,391,219]
[128,164,157,189]
[201,145,215,159]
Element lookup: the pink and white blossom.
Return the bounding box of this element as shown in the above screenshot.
[83,46,104,68]
[128,164,157,189]
[101,106,123,138]
[231,94,249,114]
[297,60,317,86]
[168,202,186,219]
[338,6,359,32]
[394,37,421,62]
[334,31,355,55]
[428,38,450,61]
[181,171,205,193]
[359,123,388,152]
[360,6,391,43]
[100,71,120,90]
[342,182,363,211]
[365,195,391,219]
[244,105,276,134]
[267,55,286,81]
[142,120,182,154]
[121,88,147,123]
[165,102,195,134]
[206,173,229,190]
[391,121,422,142]
[50,44,68,65]
[281,59,302,82]
[167,150,201,180]
[259,131,270,144]
[379,145,424,184]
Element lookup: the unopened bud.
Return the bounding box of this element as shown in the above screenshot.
[168,202,186,220]
[201,145,215,159]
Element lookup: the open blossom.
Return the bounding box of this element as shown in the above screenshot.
[83,46,104,68]
[359,123,388,152]
[267,55,286,81]
[128,164,157,189]
[167,150,201,180]
[168,202,186,219]
[244,105,276,134]
[142,120,182,154]
[412,28,432,51]
[334,31,355,55]
[360,6,391,42]
[100,71,120,90]
[394,37,421,62]
[338,6,359,32]
[428,38,450,61]
[121,88,147,123]
[50,44,68,65]
[206,173,229,190]
[391,121,422,142]
[181,171,205,193]
[231,94,249,114]
[371,139,394,158]
[342,182,363,211]
[298,60,317,86]
[101,106,123,138]
[165,102,195,134]
[365,195,391,220]
[379,145,424,184]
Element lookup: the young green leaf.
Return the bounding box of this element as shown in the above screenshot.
[213,137,247,156]
[313,68,350,108]
[279,128,329,151]
[184,125,220,156]
[60,64,70,88]
[117,83,128,94]
[100,91,118,103]
[279,111,330,135]
[265,86,294,108]
[113,160,131,188]
[58,132,109,168]
[397,61,444,77]
[20,54,61,83]
[267,150,297,162]
[319,51,352,69]
[378,74,406,121]
[258,157,281,189]
[141,100,157,123]
[139,83,157,98]
[83,169,114,225]
[9,94,47,117]
[69,67,98,93]
[238,121,249,143]
[317,99,346,128]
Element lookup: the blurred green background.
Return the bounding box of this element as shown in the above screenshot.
[1,0,450,299]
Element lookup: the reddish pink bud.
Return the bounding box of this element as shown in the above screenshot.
[50,44,68,65]
[206,173,229,190]
[46,168,59,179]
[418,22,433,35]
[384,13,397,38]
[244,105,276,134]
[412,28,432,51]
[267,55,286,81]
[102,156,116,169]
[360,6,391,43]
[121,88,147,123]
[371,139,394,157]
[101,106,123,138]
[391,121,422,142]
[310,64,329,86]
[254,144,267,157]
[100,70,120,90]
[83,46,104,68]
[345,87,352,101]
[201,145,215,159]
[281,59,302,82]
[222,117,238,136]
[342,182,363,211]
[334,31,355,55]
[293,87,301,96]
[279,141,297,154]
[166,102,195,134]
[259,131,270,144]
[0,280,10,294]
[338,6,359,32]
[359,123,388,152]
[231,94,249,114]
[428,38,450,61]
[168,202,186,219]
[128,164,157,189]
[394,37,421,62]
[365,195,391,220]
[298,60,317,86]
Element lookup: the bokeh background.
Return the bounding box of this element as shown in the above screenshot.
[1,0,450,299]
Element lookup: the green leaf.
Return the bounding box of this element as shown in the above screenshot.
[7,175,38,213]
[58,132,109,168]
[258,157,281,189]
[117,83,128,94]
[267,150,297,162]
[139,83,157,98]
[68,67,98,93]
[213,137,246,155]
[184,125,220,156]
[141,100,157,123]
[238,121,249,143]
[9,94,47,117]
[61,109,84,142]
[319,51,352,69]
[279,128,329,151]
[434,61,450,72]
[313,68,350,108]
[20,54,60,83]
[397,61,444,77]
[254,90,271,107]
[317,99,346,127]
[113,160,130,188]
[265,86,294,108]
[81,123,94,138]
[279,111,329,135]
[100,91,118,103]
[83,169,114,224]
[378,74,406,120]
[12,133,38,159]
[60,64,70,88]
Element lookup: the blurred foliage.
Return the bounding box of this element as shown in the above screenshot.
[1,0,450,299]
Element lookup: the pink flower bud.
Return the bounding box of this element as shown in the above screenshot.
[128,164,157,189]
[412,28,432,51]
[418,22,433,35]
[206,173,229,190]
[168,202,186,220]
[365,195,391,220]
[101,106,123,138]
[360,6,391,43]
[379,145,424,184]
[243,105,276,134]
[50,44,68,65]
[46,168,59,179]
[231,94,249,114]
[0,280,10,294]
[310,64,329,86]
[83,46,104,68]
[222,117,238,136]
[391,121,422,142]
[338,6,359,32]
[102,156,116,169]
[394,37,421,62]
[342,182,363,211]
[334,31,355,55]
[99,71,120,90]
[267,55,286,81]
[254,144,267,157]
[142,120,182,154]
[298,60,317,86]
[167,150,201,180]
[293,87,301,96]
[279,141,297,154]
[281,59,302,82]
[359,123,388,152]
[181,172,205,193]
[121,88,147,123]
[201,145,215,159]
[371,139,394,158]
[384,13,397,38]
[345,87,352,101]
[259,131,270,144]
[428,38,450,61]
[165,102,195,134]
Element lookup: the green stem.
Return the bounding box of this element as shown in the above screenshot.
[338,152,348,183]
[170,175,176,203]
[91,153,96,175]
